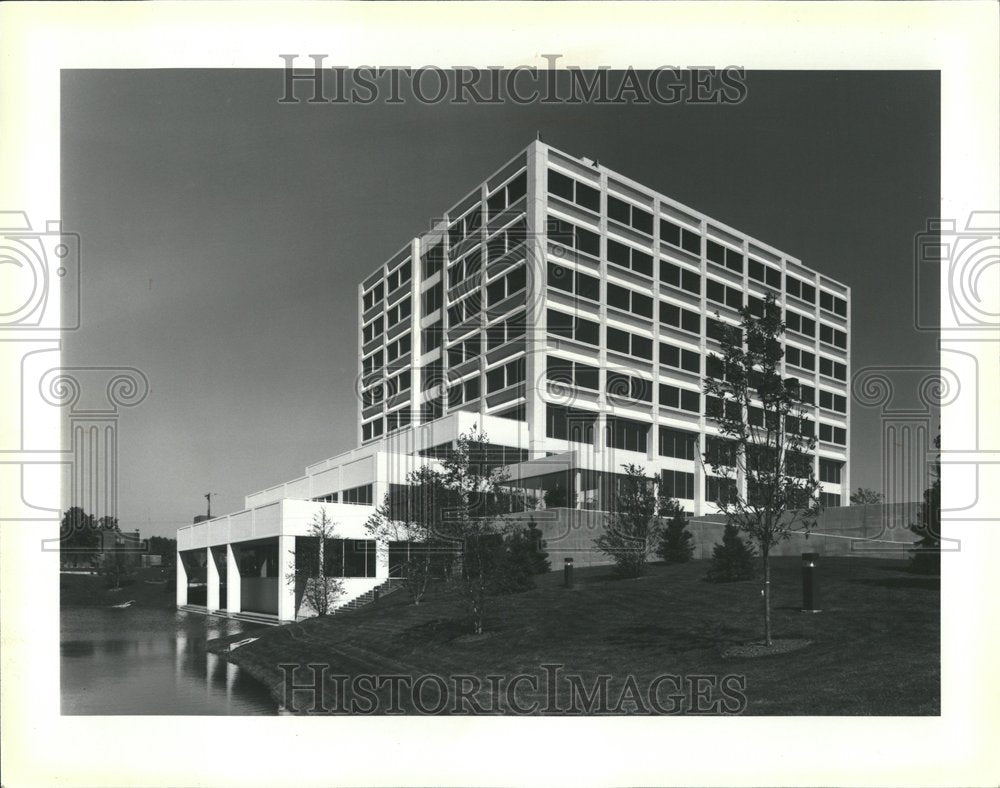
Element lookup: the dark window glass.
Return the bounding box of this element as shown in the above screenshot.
[607,327,630,354]
[577,183,600,212]
[577,271,600,301]
[548,170,575,201]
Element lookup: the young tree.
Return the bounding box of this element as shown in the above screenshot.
[657,500,695,564]
[436,427,517,634]
[594,464,666,578]
[702,293,821,646]
[288,508,345,616]
[492,522,552,594]
[909,434,941,575]
[850,487,884,506]
[706,524,758,582]
[365,465,455,606]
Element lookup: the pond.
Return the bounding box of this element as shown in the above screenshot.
[60,606,276,715]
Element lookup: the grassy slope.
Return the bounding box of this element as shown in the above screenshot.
[60,566,176,609]
[212,557,939,715]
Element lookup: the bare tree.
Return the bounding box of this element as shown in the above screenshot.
[287,508,345,617]
[702,293,821,646]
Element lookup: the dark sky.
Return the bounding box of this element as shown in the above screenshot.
[62,69,939,539]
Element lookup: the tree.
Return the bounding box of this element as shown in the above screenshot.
[493,522,551,594]
[97,515,120,531]
[287,508,345,616]
[706,524,758,582]
[434,427,516,634]
[657,501,694,564]
[909,434,941,575]
[100,539,136,590]
[594,464,665,578]
[850,488,884,507]
[543,482,569,508]
[702,293,821,646]
[365,466,455,606]
[60,506,97,551]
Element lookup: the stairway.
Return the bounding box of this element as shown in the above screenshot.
[335,577,404,613]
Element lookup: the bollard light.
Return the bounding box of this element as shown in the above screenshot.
[564,557,574,588]
[801,552,821,612]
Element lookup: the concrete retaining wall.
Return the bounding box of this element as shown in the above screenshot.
[504,503,920,569]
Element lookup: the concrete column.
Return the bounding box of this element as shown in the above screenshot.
[277,534,296,622]
[175,549,187,606]
[574,469,583,510]
[206,546,219,611]
[225,543,241,613]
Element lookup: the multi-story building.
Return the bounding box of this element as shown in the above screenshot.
[176,139,851,620]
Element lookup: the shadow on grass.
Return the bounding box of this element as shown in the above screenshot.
[856,577,940,590]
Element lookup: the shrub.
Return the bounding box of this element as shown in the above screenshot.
[706,524,757,582]
[657,505,694,564]
[491,523,551,594]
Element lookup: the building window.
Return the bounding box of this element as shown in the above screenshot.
[660,302,701,334]
[361,419,382,442]
[448,295,479,328]
[547,169,600,212]
[819,389,847,413]
[608,195,653,235]
[662,469,695,500]
[706,317,741,345]
[819,356,847,381]
[658,427,698,460]
[446,334,480,367]
[486,263,526,306]
[386,332,411,362]
[706,475,737,505]
[607,239,654,277]
[546,356,599,391]
[422,281,443,315]
[785,310,816,338]
[818,423,847,446]
[749,259,782,289]
[660,384,700,413]
[705,395,740,422]
[485,357,525,393]
[819,458,843,484]
[607,283,653,319]
[547,309,600,346]
[362,316,384,344]
[448,376,481,408]
[660,342,700,374]
[487,309,526,350]
[660,261,701,295]
[487,170,527,218]
[785,275,816,304]
[820,290,848,317]
[819,323,848,349]
[785,345,815,372]
[386,260,411,293]
[386,297,411,328]
[362,281,384,311]
[706,240,744,274]
[707,278,744,310]
[607,326,652,360]
[422,243,443,279]
[606,371,653,404]
[820,492,842,508]
[548,217,600,258]
[605,416,649,452]
[660,218,700,255]
[547,262,600,302]
[422,321,443,352]
[546,404,596,443]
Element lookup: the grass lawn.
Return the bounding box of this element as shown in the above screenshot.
[60,566,176,609]
[212,557,939,715]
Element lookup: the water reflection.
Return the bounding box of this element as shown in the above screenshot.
[61,607,276,715]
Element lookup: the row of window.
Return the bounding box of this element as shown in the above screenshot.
[819,423,848,446]
[608,239,654,277]
[546,356,600,391]
[819,390,848,413]
[706,240,744,274]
